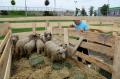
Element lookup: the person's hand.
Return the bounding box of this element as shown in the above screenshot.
[69,25,74,28]
[79,30,84,33]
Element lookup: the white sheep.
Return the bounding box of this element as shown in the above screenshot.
[24,39,36,58]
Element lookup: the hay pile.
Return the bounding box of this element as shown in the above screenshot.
[10,54,87,79]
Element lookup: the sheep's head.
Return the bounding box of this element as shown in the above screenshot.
[44,32,52,41]
[11,35,19,45]
[57,47,67,60]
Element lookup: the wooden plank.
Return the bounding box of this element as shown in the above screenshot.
[32,22,36,34]
[67,58,107,79]
[75,51,113,73]
[4,46,12,79]
[0,31,11,54]
[54,35,114,57]
[45,20,49,31]
[71,36,84,56]
[80,42,113,57]
[68,28,115,46]
[0,33,11,79]
[58,23,62,36]
[0,16,119,22]
[52,28,64,35]
[64,28,69,45]
[112,36,120,79]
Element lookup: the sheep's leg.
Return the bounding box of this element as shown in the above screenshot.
[15,47,19,58]
[27,50,31,58]
[51,56,54,62]
[37,48,39,54]
[44,47,47,56]
[42,47,44,55]
[24,48,27,57]
[20,47,23,58]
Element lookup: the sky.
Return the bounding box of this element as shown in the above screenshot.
[0,0,120,11]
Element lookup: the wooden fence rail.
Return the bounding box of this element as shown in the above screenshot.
[0,30,12,79]
[0,30,11,54]
[51,25,120,79]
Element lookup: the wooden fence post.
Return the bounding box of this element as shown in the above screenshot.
[112,35,120,79]
[46,20,49,31]
[64,28,69,45]
[58,22,62,36]
[113,21,119,32]
[32,23,36,34]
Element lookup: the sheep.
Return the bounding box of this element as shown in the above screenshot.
[36,38,45,54]
[45,41,66,62]
[24,39,36,58]
[15,34,34,58]
[11,35,19,58]
[41,32,52,43]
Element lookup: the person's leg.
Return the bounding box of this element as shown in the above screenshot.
[82,48,91,64]
[77,47,84,61]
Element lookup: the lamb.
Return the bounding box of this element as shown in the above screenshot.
[24,39,36,58]
[36,38,45,54]
[11,35,19,58]
[15,34,34,58]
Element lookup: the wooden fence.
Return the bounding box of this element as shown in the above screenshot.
[0,16,120,79]
[51,26,120,79]
[0,30,12,79]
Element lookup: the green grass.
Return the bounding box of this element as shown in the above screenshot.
[0,15,27,18]
[62,26,68,28]
[36,27,45,31]
[0,35,5,40]
[12,27,45,33]
[69,36,79,40]
[0,20,73,23]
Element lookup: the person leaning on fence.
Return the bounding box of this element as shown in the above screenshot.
[69,20,91,66]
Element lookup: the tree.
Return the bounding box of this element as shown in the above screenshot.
[75,8,80,16]
[94,10,97,16]
[0,10,8,15]
[89,6,94,16]
[100,4,109,16]
[11,0,16,6]
[81,8,87,16]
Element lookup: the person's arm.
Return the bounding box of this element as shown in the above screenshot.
[69,24,74,28]
[84,23,89,31]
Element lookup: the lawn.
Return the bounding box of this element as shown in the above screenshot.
[12,27,45,33]
[0,20,73,23]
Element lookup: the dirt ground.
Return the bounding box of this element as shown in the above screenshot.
[10,53,87,79]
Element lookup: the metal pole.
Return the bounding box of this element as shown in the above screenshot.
[107,0,110,16]
[54,0,56,10]
[74,0,77,16]
[25,0,27,16]
[54,0,56,15]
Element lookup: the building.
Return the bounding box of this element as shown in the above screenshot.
[109,7,120,16]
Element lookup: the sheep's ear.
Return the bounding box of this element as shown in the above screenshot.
[57,49,60,52]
